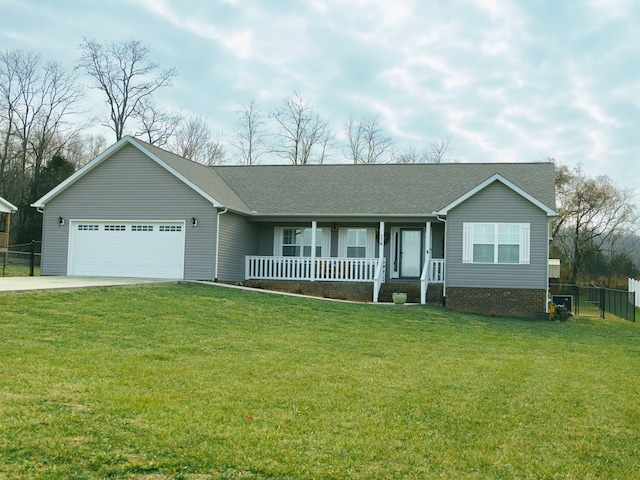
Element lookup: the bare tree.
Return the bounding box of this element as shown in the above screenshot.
[395,135,455,164]
[230,99,267,165]
[270,92,333,165]
[552,164,638,284]
[345,114,394,164]
[0,49,83,242]
[395,146,419,164]
[135,97,182,148]
[63,133,107,168]
[170,116,225,166]
[77,39,177,142]
[27,61,84,202]
[424,134,453,163]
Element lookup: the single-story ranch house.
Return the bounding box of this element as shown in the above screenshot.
[32,136,557,317]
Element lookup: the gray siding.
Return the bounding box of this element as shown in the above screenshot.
[432,222,445,258]
[257,224,274,256]
[41,144,218,280]
[446,181,549,290]
[217,211,258,282]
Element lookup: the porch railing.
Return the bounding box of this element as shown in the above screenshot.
[421,259,445,304]
[428,259,445,283]
[246,256,384,282]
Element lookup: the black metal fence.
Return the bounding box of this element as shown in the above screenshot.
[550,282,636,322]
[1,241,41,277]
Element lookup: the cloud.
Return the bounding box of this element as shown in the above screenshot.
[1,0,638,205]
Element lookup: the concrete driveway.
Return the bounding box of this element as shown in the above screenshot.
[0,276,173,293]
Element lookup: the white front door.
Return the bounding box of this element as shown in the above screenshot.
[399,229,422,278]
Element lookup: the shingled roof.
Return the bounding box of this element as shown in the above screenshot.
[130,138,557,217]
[211,162,556,216]
[32,136,557,217]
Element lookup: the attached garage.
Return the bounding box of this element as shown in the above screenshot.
[67,220,186,279]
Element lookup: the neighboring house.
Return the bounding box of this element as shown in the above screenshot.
[0,195,18,253]
[32,136,557,317]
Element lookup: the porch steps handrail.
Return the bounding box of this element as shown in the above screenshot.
[420,260,429,305]
[421,259,445,304]
[373,257,386,303]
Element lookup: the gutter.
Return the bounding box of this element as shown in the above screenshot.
[214,207,228,282]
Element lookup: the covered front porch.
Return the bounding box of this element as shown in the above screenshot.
[244,220,445,304]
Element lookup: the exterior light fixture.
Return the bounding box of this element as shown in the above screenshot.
[191,217,198,227]
[58,216,64,226]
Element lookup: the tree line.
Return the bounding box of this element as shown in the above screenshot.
[1,39,638,287]
[0,39,453,244]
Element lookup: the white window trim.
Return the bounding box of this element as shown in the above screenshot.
[462,222,530,265]
[273,227,330,257]
[338,228,376,258]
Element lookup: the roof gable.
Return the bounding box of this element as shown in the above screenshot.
[434,173,557,217]
[31,136,249,213]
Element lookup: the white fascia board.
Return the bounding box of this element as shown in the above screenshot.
[31,136,222,209]
[0,196,18,213]
[434,173,558,217]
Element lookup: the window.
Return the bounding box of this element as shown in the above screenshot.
[78,224,99,231]
[159,225,182,232]
[132,225,154,232]
[463,223,530,264]
[104,225,126,231]
[280,228,323,257]
[338,228,376,258]
[346,229,367,258]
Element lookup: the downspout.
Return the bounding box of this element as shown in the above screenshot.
[214,207,228,282]
[436,214,447,305]
[546,218,552,313]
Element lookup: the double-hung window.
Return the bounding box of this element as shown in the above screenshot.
[276,227,325,257]
[463,223,530,264]
[346,229,367,258]
[338,228,376,258]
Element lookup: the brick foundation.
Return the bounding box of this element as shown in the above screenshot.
[243,280,445,304]
[446,287,547,318]
[244,280,373,302]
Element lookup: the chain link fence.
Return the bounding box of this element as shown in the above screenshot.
[550,282,636,322]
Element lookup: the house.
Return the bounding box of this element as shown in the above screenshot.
[0,195,18,254]
[32,136,557,317]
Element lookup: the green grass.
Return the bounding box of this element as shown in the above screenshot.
[1,263,40,277]
[1,283,640,479]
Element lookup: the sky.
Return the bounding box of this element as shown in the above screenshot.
[2,0,639,208]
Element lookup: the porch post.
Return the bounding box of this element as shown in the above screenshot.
[425,221,432,264]
[311,221,317,281]
[421,221,432,305]
[378,221,385,262]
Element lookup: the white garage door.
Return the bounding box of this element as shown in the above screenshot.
[68,221,186,279]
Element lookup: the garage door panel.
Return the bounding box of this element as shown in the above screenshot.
[68,221,185,279]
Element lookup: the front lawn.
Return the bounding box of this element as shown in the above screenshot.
[1,283,639,479]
